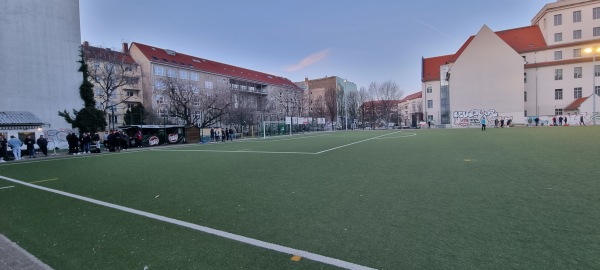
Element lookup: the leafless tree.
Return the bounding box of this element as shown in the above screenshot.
[373,80,403,128]
[357,86,371,128]
[324,87,338,130]
[346,90,359,129]
[85,48,141,114]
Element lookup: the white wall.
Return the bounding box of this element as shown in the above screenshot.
[449,25,525,127]
[0,0,82,130]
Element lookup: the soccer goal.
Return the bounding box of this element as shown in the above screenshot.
[260,121,291,138]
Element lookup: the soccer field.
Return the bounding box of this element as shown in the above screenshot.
[1,127,599,269]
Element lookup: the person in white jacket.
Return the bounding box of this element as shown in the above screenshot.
[7,135,23,160]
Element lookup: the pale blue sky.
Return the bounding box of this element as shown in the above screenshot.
[80,0,550,95]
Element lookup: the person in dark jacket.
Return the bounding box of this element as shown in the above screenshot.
[24,135,36,158]
[0,134,7,162]
[36,135,48,156]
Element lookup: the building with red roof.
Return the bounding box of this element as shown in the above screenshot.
[421,0,600,127]
[128,42,303,126]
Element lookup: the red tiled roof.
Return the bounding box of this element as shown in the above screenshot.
[564,97,589,111]
[423,25,547,81]
[82,44,136,65]
[422,55,453,82]
[131,42,300,89]
[401,91,422,102]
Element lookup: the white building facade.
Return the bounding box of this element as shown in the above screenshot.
[423,0,600,127]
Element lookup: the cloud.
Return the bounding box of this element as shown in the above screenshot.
[285,49,331,72]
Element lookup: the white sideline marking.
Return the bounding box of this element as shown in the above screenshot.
[374,133,417,139]
[316,131,402,154]
[0,186,15,190]
[155,149,316,155]
[240,133,332,143]
[0,175,376,270]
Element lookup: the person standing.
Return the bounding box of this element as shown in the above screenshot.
[0,135,7,162]
[564,115,569,126]
[535,117,540,126]
[82,133,91,154]
[229,128,234,141]
[552,116,557,126]
[24,135,36,158]
[7,135,22,160]
[580,115,585,126]
[210,128,215,143]
[36,135,48,156]
[481,117,487,131]
[494,118,499,128]
[558,116,563,126]
[103,131,110,150]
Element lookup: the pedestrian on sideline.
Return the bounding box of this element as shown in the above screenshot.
[558,115,563,126]
[506,119,512,127]
[103,130,110,150]
[229,128,234,141]
[500,118,505,128]
[94,132,101,149]
[0,134,7,162]
[7,135,22,160]
[214,128,220,143]
[427,121,431,129]
[36,135,48,156]
[481,117,487,131]
[210,128,215,143]
[580,115,585,126]
[82,133,91,154]
[24,135,36,158]
[552,116,557,126]
[535,117,540,126]
[221,128,226,142]
[494,118,499,128]
[135,130,143,147]
[121,132,129,151]
[564,115,569,126]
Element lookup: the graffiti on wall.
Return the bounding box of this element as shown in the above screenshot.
[453,109,499,127]
[44,128,74,149]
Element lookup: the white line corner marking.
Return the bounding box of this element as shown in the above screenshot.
[0,175,376,270]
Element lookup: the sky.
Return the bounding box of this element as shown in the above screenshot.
[80,0,551,95]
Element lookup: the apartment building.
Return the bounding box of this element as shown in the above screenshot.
[128,42,303,126]
[422,0,600,127]
[296,76,358,128]
[398,92,423,127]
[82,42,143,129]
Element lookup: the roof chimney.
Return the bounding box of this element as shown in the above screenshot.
[83,41,89,48]
[122,42,129,54]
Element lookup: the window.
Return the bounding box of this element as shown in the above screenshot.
[574,10,582,22]
[190,73,199,81]
[554,14,562,25]
[167,69,177,78]
[574,87,582,98]
[426,84,432,93]
[574,48,581,57]
[594,7,600,19]
[524,91,527,102]
[573,30,582,39]
[524,72,527,83]
[555,89,563,100]
[574,67,582,78]
[595,65,600,76]
[555,69,563,80]
[427,100,433,108]
[127,91,134,97]
[95,87,102,96]
[191,85,199,93]
[154,66,165,76]
[554,33,562,42]
[554,51,562,60]
[596,86,600,95]
[179,70,188,80]
[524,110,528,117]
[155,80,166,89]
[594,27,600,36]
[555,109,563,115]
[427,115,433,121]
[205,81,213,89]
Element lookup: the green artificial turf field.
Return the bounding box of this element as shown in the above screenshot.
[1,127,599,269]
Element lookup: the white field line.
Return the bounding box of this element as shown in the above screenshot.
[155,149,316,155]
[315,131,402,154]
[0,186,15,190]
[237,133,332,143]
[0,175,376,270]
[374,133,417,139]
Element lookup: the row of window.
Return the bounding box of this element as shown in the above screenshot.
[155,66,200,81]
[554,27,600,42]
[553,87,600,100]
[550,66,600,80]
[553,8,600,26]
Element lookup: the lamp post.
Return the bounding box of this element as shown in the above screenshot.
[108,105,116,130]
[343,79,348,130]
[584,47,599,125]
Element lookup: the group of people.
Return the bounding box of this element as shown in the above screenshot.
[209,127,235,143]
[0,134,48,162]
[66,132,102,155]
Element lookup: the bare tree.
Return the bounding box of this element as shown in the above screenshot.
[85,48,141,114]
[372,80,403,128]
[324,87,338,130]
[310,96,327,118]
[357,86,371,129]
[346,90,359,129]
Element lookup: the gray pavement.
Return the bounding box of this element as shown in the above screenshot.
[0,234,52,270]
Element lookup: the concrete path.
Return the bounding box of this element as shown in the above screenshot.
[0,234,52,270]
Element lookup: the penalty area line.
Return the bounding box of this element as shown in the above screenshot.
[154,149,317,155]
[0,174,375,270]
[316,131,402,154]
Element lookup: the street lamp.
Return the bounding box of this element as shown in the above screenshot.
[343,79,348,130]
[584,47,599,125]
